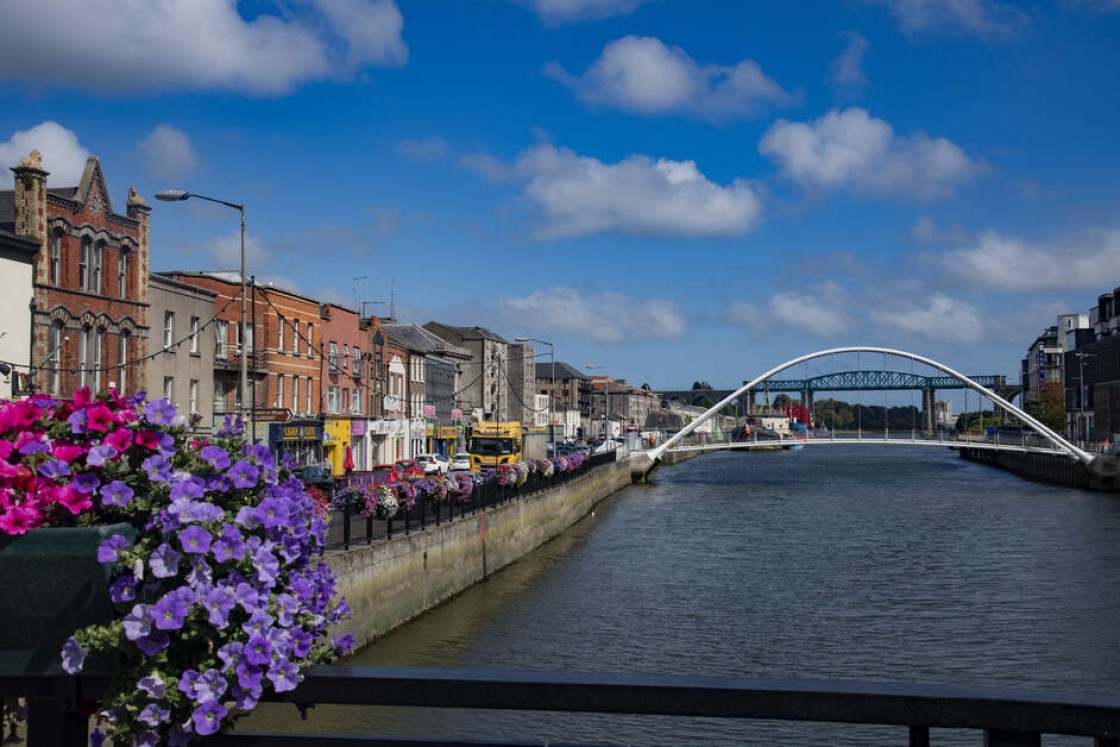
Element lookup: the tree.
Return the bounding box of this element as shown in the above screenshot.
[1026,381,1067,433]
[691,381,713,390]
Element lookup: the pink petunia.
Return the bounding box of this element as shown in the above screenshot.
[105,428,134,452]
[86,405,117,433]
[52,444,86,464]
[0,505,39,535]
[135,430,160,450]
[57,485,93,515]
[0,440,12,459]
[72,387,93,407]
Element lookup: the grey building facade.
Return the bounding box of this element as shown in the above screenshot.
[147,273,216,428]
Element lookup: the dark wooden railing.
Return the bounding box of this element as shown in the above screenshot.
[5,666,1120,746]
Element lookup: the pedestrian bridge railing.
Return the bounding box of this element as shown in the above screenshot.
[5,667,1119,746]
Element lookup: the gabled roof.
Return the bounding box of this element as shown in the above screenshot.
[424,321,507,345]
[535,361,587,380]
[382,323,471,359]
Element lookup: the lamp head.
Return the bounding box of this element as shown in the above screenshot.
[155,189,190,202]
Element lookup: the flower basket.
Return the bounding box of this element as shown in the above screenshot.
[0,522,134,673]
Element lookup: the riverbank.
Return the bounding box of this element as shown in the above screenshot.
[324,459,633,650]
[958,447,1119,491]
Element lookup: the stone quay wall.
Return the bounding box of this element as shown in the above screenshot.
[958,447,1119,492]
[325,461,632,650]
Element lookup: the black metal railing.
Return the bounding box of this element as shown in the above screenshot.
[324,451,618,550]
[5,667,1119,746]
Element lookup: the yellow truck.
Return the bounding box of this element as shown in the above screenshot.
[467,422,549,471]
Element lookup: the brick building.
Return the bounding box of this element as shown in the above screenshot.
[1,151,150,398]
[319,303,370,473]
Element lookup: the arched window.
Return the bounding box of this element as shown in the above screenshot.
[92,241,104,293]
[78,238,90,290]
[118,249,128,298]
[49,231,62,286]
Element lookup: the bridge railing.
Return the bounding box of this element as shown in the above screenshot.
[5,667,1119,746]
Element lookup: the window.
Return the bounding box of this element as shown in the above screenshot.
[306,376,312,414]
[328,342,338,370]
[216,321,228,358]
[163,377,174,403]
[49,233,61,285]
[49,323,63,395]
[292,376,299,413]
[118,250,128,298]
[93,328,103,391]
[350,388,361,415]
[327,386,340,415]
[343,345,350,369]
[117,334,128,393]
[306,323,313,357]
[189,380,199,414]
[78,327,90,388]
[189,316,200,354]
[215,379,231,413]
[277,316,284,353]
[275,373,284,408]
[92,242,103,294]
[163,311,174,349]
[78,238,90,290]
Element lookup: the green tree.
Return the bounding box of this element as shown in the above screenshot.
[691,381,713,390]
[1026,381,1067,433]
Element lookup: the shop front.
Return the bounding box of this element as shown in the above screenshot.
[369,418,405,465]
[322,417,352,477]
[350,418,370,472]
[269,420,323,468]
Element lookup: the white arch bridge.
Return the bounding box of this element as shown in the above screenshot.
[629,347,1103,481]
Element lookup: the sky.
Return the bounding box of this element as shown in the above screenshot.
[1,0,1119,394]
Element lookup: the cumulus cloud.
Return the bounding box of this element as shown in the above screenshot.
[870,293,985,343]
[866,0,1028,38]
[546,36,795,121]
[0,121,91,186]
[459,153,514,183]
[724,283,852,337]
[137,125,197,181]
[497,287,685,342]
[520,0,647,24]
[396,136,448,161]
[0,0,407,96]
[205,231,269,272]
[939,228,1120,291]
[759,108,983,200]
[831,32,868,94]
[506,143,763,239]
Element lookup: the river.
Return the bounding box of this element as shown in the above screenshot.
[252,445,1120,744]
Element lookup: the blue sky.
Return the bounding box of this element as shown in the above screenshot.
[2,0,1118,393]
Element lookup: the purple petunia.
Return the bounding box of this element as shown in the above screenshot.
[153,591,190,631]
[37,459,71,479]
[178,525,212,555]
[254,497,289,529]
[191,701,227,737]
[138,673,167,699]
[229,459,261,489]
[100,480,134,508]
[122,604,152,641]
[143,399,178,426]
[97,533,132,563]
[199,444,232,470]
[211,523,246,562]
[149,543,182,578]
[86,443,118,467]
[141,454,173,483]
[61,636,86,674]
[244,633,272,666]
[267,659,300,692]
[71,471,101,494]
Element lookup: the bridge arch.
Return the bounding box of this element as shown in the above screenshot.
[650,346,1091,465]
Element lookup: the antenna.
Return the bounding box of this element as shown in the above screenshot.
[361,300,386,318]
[352,276,367,311]
[389,276,396,320]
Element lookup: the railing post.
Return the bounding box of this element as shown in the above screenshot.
[364,515,373,544]
[342,503,352,550]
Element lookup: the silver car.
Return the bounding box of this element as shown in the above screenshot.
[449,452,472,472]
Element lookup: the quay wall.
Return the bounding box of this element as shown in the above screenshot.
[958,448,1119,492]
[325,461,632,650]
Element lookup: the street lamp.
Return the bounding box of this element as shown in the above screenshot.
[155,189,250,437]
[514,337,555,449]
[585,364,609,444]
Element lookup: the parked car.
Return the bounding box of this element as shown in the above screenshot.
[368,464,401,484]
[449,452,472,472]
[394,459,425,480]
[415,453,449,475]
[293,463,340,493]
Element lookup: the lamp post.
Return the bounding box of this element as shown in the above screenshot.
[155,189,250,437]
[515,337,554,450]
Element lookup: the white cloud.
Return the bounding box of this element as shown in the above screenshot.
[497,287,685,342]
[521,0,647,24]
[768,285,853,337]
[546,36,795,121]
[396,136,448,161]
[831,32,868,92]
[870,293,985,343]
[939,228,1120,291]
[0,121,91,186]
[205,231,269,273]
[459,153,514,183]
[759,108,983,200]
[510,143,763,239]
[0,0,406,96]
[137,125,197,181]
[911,214,969,243]
[867,0,1028,38]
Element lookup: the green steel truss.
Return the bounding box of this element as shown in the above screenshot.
[758,370,1008,393]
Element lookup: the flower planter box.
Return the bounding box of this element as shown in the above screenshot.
[0,523,134,674]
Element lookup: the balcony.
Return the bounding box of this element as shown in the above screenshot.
[213,344,268,371]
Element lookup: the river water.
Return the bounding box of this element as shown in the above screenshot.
[254,445,1120,744]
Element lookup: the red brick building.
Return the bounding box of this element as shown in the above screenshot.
[1,151,150,398]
